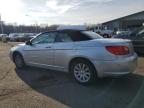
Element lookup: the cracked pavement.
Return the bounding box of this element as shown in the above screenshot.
[0,42,144,108]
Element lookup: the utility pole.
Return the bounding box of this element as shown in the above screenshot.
[0,14,4,34]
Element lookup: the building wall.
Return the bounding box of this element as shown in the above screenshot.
[124,12,144,20]
[104,20,120,30]
[103,11,144,30]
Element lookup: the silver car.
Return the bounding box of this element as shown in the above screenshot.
[10,30,137,84]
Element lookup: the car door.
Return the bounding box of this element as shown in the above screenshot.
[53,32,75,70]
[23,32,56,67]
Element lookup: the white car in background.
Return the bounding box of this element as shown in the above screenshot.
[9,33,37,42]
[0,34,9,42]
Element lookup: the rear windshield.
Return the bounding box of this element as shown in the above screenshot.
[81,31,103,39]
[68,31,103,42]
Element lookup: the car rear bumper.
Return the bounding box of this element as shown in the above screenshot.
[93,53,138,78]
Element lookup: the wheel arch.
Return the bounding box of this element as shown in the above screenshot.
[68,57,97,74]
[12,51,23,61]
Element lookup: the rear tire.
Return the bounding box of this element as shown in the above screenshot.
[70,59,97,85]
[13,53,25,69]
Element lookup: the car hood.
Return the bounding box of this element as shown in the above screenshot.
[14,43,25,49]
[11,43,26,51]
[17,43,26,47]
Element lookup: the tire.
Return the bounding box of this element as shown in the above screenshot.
[13,53,25,69]
[70,59,97,85]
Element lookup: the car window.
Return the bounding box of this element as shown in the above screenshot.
[31,32,56,44]
[70,31,91,41]
[55,33,73,43]
[68,31,102,42]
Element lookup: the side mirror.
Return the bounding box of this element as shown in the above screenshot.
[25,40,32,45]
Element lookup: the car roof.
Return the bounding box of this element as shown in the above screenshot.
[42,29,85,34]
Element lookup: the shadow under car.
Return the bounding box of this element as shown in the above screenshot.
[15,66,144,108]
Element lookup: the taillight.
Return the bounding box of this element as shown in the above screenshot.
[106,46,129,55]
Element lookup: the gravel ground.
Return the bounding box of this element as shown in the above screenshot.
[0,42,144,108]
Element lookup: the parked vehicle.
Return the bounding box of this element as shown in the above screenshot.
[113,27,144,54]
[112,31,130,39]
[9,33,20,42]
[9,33,36,42]
[10,30,137,85]
[0,34,9,42]
[93,25,113,38]
[101,30,113,38]
[113,34,129,39]
[0,34,2,41]
[129,27,144,54]
[116,30,131,35]
[16,33,37,42]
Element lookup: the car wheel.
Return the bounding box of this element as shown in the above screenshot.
[70,60,97,85]
[13,53,25,69]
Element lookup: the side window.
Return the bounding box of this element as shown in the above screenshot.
[55,33,73,43]
[31,32,56,44]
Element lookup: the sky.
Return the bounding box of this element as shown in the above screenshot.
[0,0,143,25]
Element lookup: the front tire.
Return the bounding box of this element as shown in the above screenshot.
[70,60,97,85]
[13,53,25,69]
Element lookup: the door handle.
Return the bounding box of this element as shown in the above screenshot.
[45,46,51,48]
